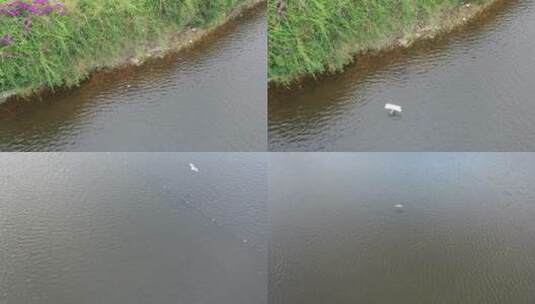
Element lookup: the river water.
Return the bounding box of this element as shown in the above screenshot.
[269,0,535,151]
[0,153,267,304]
[269,153,535,303]
[0,6,266,152]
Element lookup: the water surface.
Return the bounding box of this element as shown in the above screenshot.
[0,6,266,152]
[269,1,535,151]
[0,153,267,304]
[270,153,535,303]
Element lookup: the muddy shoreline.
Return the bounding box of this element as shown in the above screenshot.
[0,0,265,105]
[269,0,507,91]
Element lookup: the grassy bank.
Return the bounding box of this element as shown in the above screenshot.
[0,0,262,99]
[269,0,497,85]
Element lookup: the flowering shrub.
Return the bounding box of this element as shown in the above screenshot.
[0,0,65,46]
[0,0,65,17]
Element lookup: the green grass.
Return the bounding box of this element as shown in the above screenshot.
[269,0,492,85]
[0,0,257,96]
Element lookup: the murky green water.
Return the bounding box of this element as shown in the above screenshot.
[270,153,535,303]
[0,6,266,152]
[269,1,535,151]
[0,153,267,304]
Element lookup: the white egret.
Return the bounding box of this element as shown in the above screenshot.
[189,163,199,173]
[385,103,402,115]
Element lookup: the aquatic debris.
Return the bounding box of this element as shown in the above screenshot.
[394,204,405,213]
[385,103,402,116]
[189,163,199,173]
[129,57,141,66]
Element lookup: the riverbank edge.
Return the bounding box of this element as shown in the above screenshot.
[269,0,503,87]
[1,0,265,104]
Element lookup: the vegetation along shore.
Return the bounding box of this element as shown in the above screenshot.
[269,0,501,85]
[0,0,264,101]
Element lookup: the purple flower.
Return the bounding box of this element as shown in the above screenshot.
[0,0,65,17]
[0,0,66,41]
[0,0,67,53]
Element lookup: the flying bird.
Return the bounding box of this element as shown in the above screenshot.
[189,163,199,173]
[385,103,402,115]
